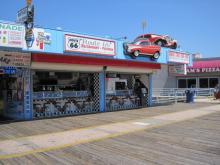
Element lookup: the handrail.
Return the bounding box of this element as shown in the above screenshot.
[152,88,214,105]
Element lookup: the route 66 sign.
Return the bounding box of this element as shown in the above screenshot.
[68,38,79,49]
[64,34,116,56]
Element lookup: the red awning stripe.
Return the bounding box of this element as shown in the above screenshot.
[188,60,220,69]
[32,53,161,70]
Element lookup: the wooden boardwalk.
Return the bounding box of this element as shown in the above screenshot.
[0,102,214,140]
[0,102,220,164]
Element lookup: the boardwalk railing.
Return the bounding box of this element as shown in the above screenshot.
[152,88,214,105]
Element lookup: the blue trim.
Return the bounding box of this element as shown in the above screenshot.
[29,71,33,120]
[23,69,32,120]
[99,72,105,112]
[148,74,153,107]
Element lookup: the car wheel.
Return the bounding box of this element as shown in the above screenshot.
[133,50,139,57]
[153,52,160,59]
[156,40,164,47]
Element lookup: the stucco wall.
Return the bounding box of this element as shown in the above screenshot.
[152,64,177,88]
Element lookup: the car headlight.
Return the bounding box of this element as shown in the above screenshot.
[127,47,132,52]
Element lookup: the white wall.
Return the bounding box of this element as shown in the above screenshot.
[152,64,177,88]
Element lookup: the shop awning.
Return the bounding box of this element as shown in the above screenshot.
[188,60,220,69]
[31,53,161,73]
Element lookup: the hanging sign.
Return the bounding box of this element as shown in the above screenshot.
[2,67,16,75]
[16,6,28,23]
[168,51,190,64]
[64,34,116,56]
[169,64,187,76]
[0,22,24,48]
[0,51,31,68]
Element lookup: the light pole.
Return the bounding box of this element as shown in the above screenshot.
[141,21,147,38]
[25,0,34,48]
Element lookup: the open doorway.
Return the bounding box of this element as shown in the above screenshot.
[105,73,149,111]
[0,75,4,118]
[0,74,24,121]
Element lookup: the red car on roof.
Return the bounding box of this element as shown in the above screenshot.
[124,40,161,59]
[135,34,177,49]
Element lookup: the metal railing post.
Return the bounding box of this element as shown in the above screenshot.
[175,89,177,104]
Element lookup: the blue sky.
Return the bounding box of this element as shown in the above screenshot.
[0,0,219,57]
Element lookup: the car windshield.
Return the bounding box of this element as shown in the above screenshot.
[130,41,138,44]
[165,36,172,41]
[135,35,150,41]
[130,40,149,45]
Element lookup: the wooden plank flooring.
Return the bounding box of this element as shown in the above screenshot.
[0,103,219,164]
[0,102,215,140]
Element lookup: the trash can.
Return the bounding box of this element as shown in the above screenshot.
[185,90,195,103]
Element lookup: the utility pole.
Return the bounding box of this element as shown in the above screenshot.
[141,20,147,38]
[25,0,34,47]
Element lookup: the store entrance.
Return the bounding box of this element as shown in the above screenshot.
[0,75,4,118]
[0,68,26,121]
[105,73,149,111]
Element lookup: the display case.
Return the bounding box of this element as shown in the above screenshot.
[105,90,141,111]
[33,90,94,118]
[32,71,98,119]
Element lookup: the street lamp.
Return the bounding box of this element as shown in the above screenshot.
[141,21,147,38]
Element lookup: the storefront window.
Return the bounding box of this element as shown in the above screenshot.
[178,79,187,88]
[199,78,208,88]
[55,72,73,80]
[32,71,99,119]
[209,78,219,88]
[187,79,196,88]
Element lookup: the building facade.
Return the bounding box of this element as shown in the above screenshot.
[0,21,192,120]
[152,57,220,89]
[177,58,220,88]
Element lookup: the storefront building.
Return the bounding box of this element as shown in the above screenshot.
[0,21,31,120]
[177,58,220,88]
[153,57,220,89]
[0,21,192,120]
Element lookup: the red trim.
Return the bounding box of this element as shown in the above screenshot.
[32,53,161,70]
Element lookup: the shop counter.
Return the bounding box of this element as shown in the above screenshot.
[33,91,90,100]
[33,90,94,118]
[105,90,141,111]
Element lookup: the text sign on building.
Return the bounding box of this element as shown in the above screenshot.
[169,64,187,76]
[64,34,116,56]
[187,67,220,73]
[168,51,190,64]
[0,51,31,68]
[16,6,28,23]
[0,22,24,48]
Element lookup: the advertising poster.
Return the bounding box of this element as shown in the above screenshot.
[0,22,24,48]
[17,77,23,101]
[168,51,190,64]
[169,64,187,76]
[24,28,52,51]
[0,51,31,68]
